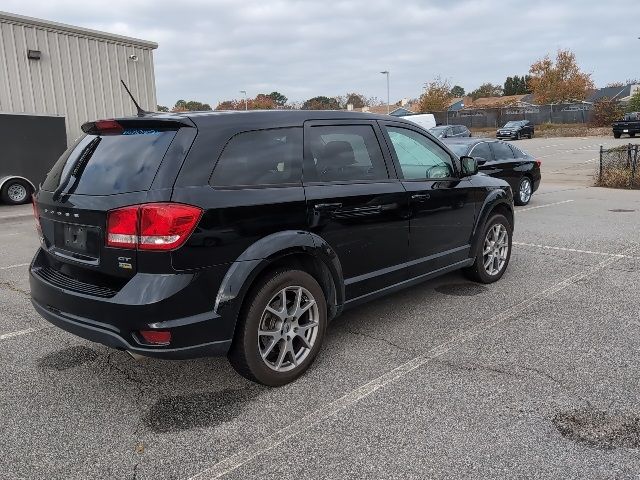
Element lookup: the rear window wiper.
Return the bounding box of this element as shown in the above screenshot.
[53,137,101,200]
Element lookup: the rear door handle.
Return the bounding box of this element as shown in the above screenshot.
[411,194,430,201]
[314,202,343,212]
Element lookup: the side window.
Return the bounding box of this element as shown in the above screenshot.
[453,126,464,135]
[385,126,454,180]
[490,141,515,160]
[305,125,388,182]
[469,142,493,162]
[211,128,302,187]
[509,145,527,159]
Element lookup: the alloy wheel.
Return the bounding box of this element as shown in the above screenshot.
[257,286,319,372]
[519,178,532,204]
[482,224,509,276]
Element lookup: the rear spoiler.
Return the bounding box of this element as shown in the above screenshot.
[81,117,195,135]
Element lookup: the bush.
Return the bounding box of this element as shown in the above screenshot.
[590,97,624,127]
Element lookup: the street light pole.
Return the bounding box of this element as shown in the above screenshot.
[380,71,390,114]
[240,90,247,110]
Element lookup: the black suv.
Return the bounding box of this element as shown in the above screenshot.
[30,111,514,386]
[496,120,534,140]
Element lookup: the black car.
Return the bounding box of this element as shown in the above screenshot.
[496,120,534,140]
[30,111,514,386]
[612,112,640,138]
[444,138,541,206]
[429,124,471,139]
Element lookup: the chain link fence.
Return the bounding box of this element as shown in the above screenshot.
[597,144,639,188]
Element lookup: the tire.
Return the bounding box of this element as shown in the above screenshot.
[464,214,512,284]
[516,132,521,140]
[0,179,32,205]
[630,133,636,138]
[614,133,621,139]
[228,269,327,386]
[514,176,533,206]
[529,131,534,139]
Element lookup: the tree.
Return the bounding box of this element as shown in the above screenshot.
[450,85,465,97]
[267,91,287,107]
[156,105,169,112]
[172,99,212,112]
[345,92,367,109]
[215,94,277,110]
[627,89,640,113]
[503,75,532,96]
[528,49,594,104]
[590,97,625,127]
[418,77,452,112]
[470,83,503,99]
[302,96,340,110]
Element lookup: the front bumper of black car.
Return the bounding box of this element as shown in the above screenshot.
[496,130,518,139]
[29,248,234,359]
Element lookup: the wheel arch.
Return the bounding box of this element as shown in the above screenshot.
[0,175,36,192]
[470,192,514,259]
[214,230,345,341]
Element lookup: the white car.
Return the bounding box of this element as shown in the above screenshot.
[403,113,436,130]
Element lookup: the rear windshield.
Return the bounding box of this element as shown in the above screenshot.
[445,143,471,156]
[42,129,177,195]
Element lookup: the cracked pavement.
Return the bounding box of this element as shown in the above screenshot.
[1,137,639,479]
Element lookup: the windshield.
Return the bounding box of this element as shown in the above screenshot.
[445,143,471,156]
[42,129,177,195]
[504,121,522,128]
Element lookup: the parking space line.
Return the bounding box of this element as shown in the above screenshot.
[188,245,634,480]
[0,327,42,340]
[517,199,574,212]
[0,263,29,270]
[514,242,640,259]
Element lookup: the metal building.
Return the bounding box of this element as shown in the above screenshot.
[0,11,158,145]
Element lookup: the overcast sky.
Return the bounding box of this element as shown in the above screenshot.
[2,0,638,107]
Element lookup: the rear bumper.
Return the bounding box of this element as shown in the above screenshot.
[29,249,234,359]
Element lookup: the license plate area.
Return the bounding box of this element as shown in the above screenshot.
[53,222,101,260]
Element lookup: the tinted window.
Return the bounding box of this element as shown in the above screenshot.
[305,125,388,182]
[509,145,527,159]
[42,129,177,195]
[446,143,471,157]
[385,126,454,179]
[453,126,464,135]
[491,141,515,160]
[211,128,302,186]
[469,142,493,161]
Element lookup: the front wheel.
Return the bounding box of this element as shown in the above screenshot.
[1,179,32,205]
[515,176,533,206]
[464,214,512,284]
[228,269,327,386]
[614,132,621,139]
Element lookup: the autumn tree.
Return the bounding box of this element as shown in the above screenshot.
[528,49,594,104]
[302,96,340,110]
[470,83,503,100]
[215,94,277,110]
[172,100,212,112]
[344,92,367,109]
[590,97,624,127]
[450,85,465,97]
[156,105,169,112]
[418,77,452,112]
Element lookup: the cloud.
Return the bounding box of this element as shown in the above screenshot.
[3,0,638,106]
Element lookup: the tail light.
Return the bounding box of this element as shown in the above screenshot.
[535,159,542,168]
[106,203,202,251]
[81,119,124,135]
[32,195,42,238]
[139,330,172,345]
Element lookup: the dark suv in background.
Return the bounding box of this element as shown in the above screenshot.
[30,111,514,386]
[497,120,534,140]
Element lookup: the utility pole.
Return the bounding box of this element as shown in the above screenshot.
[380,71,390,114]
[240,90,247,110]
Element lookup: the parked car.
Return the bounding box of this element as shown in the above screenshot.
[30,111,514,386]
[0,113,67,205]
[612,112,640,138]
[444,138,541,206]
[429,124,471,139]
[496,120,534,140]
[403,113,436,130]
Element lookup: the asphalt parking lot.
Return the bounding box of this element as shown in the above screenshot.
[1,136,639,480]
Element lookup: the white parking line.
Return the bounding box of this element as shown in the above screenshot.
[514,242,640,259]
[517,199,574,212]
[0,263,29,271]
[188,245,634,480]
[0,327,42,340]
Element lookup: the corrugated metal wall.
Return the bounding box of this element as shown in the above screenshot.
[0,16,157,145]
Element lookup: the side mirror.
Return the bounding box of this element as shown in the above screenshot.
[460,156,478,176]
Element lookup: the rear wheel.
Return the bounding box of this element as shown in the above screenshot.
[1,179,32,205]
[464,214,512,284]
[614,132,621,139]
[228,269,327,386]
[515,176,533,206]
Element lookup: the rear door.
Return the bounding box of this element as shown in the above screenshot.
[303,120,409,301]
[34,119,195,282]
[488,141,520,190]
